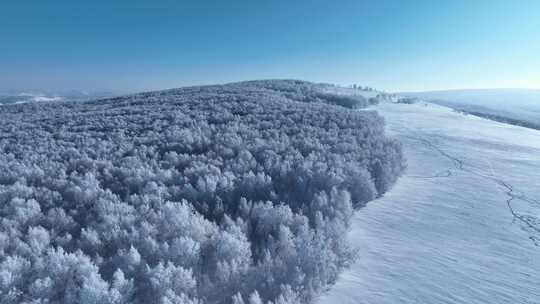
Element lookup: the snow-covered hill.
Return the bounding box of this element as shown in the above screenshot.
[3,80,537,303]
[319,101,540,303]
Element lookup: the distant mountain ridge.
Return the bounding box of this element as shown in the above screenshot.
[0,90,118,105]
[401,88,540,130]
[401,88,540,109]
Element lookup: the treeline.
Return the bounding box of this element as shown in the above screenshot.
[239,80,372,109]
[458,109,540,131]
[0,80,405,304]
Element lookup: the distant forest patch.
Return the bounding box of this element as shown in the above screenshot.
[453,108,540,131]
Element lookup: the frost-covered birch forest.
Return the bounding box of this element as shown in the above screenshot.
[0,80,404,304]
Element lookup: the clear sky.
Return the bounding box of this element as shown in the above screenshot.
[1,0,539,93]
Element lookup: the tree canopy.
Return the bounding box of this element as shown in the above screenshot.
[0,80,405,304]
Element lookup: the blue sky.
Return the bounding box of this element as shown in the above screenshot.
[1,0,539,92]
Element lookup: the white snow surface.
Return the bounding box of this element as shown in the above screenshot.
[319,101,540,304]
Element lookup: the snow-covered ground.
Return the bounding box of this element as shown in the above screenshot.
[319,101,540,304]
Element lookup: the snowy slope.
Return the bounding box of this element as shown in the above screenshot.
[319,101,540,304]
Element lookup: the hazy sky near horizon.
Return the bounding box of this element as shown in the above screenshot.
[1,0,539,93]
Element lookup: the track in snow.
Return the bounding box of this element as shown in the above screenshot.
[404,128,540,245]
